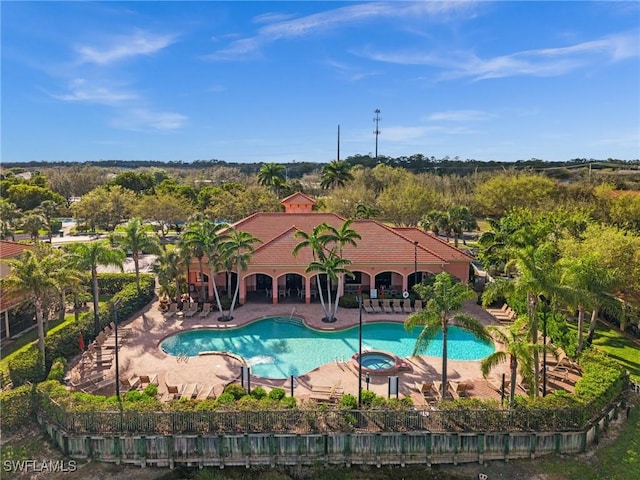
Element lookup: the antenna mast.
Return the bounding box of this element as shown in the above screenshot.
[337,124,340,161]
[373,109,381,159]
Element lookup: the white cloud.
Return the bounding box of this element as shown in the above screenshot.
[206,1,475,60]
[76,30,177,65]
[427,110,492,122]
[111,108,187,131]
[51,78,137,105]
[361,31,640,80]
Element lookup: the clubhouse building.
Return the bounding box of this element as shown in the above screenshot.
[187,193,473,305]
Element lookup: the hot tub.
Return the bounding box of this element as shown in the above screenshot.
[352,350,409,375]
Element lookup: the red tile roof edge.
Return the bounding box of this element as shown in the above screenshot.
[280,191,317,205]
[364,222,448,262]
[394,227,475,260]
[0,240,32,259]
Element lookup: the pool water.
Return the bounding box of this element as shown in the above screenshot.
[160,317,494,379]
[359,352,395,370]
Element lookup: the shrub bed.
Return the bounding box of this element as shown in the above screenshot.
[0,384,33,432]
[7,274,154,386]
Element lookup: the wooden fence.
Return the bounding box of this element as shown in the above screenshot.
[35,390,625,468]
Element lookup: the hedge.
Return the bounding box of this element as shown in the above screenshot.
[7,273,155,387]
[0,384,33,432]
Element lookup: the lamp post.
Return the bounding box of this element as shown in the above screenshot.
[113,298,122,400]
[413,241,418,288]
[366,372,370,391]
[358,291,363,408]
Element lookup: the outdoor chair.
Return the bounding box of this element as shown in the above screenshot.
[139,374,158,389]
[447,381,469,399]
[121,375,141,392]
[196,385,216,400]
[182,383,199,399]
[184,305,199,317]
[365,300,376,314]
[199,303,211,318]
[414,381,437,401]
[164,303,178,317]
[381,299,393,314]
[163,384,184,401]
[413,299,423,312]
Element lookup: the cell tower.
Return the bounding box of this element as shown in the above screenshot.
[373,109,381,159]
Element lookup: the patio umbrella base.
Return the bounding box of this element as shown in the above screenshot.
[218,316,234,322]
[322,317,337,323]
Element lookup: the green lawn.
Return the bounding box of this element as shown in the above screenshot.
[591,321,640,381]
[566,320,640,381]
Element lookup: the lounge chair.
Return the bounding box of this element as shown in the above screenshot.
[121,375,141,392]
[447,381,469,399]
[199,303,211,318]
[365,300,375,314]
[391,300,401,314]
[495,310,517,323]
[413,299,423,312]
[310,383,343,402]
[164,303,178,317]
[163,384,184,401]
[182,383,199,399]
[373,300,383,313]
[184,305,198,318]
[414,381,437,401]
[488,377,512,395]
[381,299,393,314]
[196,385,216,400]
[139,374,159,388]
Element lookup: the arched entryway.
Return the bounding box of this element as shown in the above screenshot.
[373,271,403,296]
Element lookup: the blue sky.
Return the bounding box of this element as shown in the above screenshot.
[2,1,639,164]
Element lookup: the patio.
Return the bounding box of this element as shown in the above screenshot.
[66,298,577,405]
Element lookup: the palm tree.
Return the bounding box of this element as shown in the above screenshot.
[405,272,492,400]
[153,248,184,301]
[354,203,378,220]
[420,210,449,238]
[38,200,61,244]
[67,240,125,335]
[180,219,228,306]
[50,248,86,324]
[0,200,21,241]
[111,217,161,293]
[21,212,46,243]
[561,254,621,352]
[324,219,361,318]
[223,229,261,320]
[257,163,286,195]
[306,251,353,322]
[320,160,353,189]
[446,206,477,248]
[481,324,555,406]
[1,244,59,359]
[60,248,89,323]
[293,223,335,317]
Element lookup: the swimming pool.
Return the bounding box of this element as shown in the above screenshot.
[160,317,494,379]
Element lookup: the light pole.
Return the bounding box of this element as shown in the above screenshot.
[113,298,122,400]
[358,291,363,408]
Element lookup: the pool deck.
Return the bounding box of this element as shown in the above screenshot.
[67,298,576,405]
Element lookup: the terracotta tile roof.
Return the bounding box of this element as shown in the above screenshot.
[393,227,473,261]
[280,192,317,205]
[232,213,471,269]
[232,213,347,245]
[0,241,32,312]
[0,241,31,259]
